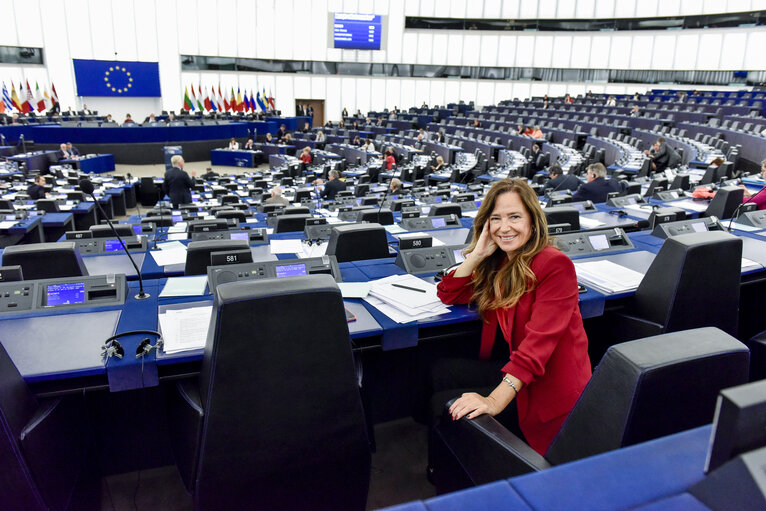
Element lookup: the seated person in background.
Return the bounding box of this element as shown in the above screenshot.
[27,175,48,200]
[352,135,362,146]
[62,106,74,116]
[389,177,403,194]
[516,124,526,135]
[299,146,312,165]
[319,170,346,200]
[123,113,135,124]
[315,130,326,146]
[564,93,574,104]
[82,104,93,115]
[605,96,616,107]
[431,178,591,459]
[629,105,640,117]
[244,138,254,150]
[524,126,535,136]
[644,137,681,172]
[201,167,217,180]
[385,148,396,170]
[57,142,72,160]
[144,113,157,123]
[66,142,81,157]
[264,133,274,144]
[531,126,544,139]
[227,137,240,150]
[361,138,375,152]
[324,120,333,128]
[276,123,287,141]
[282,133,292,145]
[376,117,385,126]
[263,185,291,206]
[544,164,581,193]
[741,158,766,210]
[473,119,481,128]
[435,130,446,143]
[572,163,621,203]
[301,121,311,133]
[352,121,359,130]
[431,155,445,172]
[167,113,176,122]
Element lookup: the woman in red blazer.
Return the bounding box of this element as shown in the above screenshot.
[435,179,591,455]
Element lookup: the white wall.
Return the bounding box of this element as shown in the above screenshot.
[0,0,764,121]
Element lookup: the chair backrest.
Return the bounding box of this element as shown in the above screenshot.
[36,199,60,213]
[194,276,370,509]
[184,239,251,275]
[633,231,742,335]
[358,208,394,225]
[704,186,744,219]
[214,210,246,222]
[544,206,580,231]
[546,327,749,465]
[274,213,311,233]
[283,206,311,216]
[89,224,135,238]
[429,203,463,218]
[326,223,389,262]
[1,242,88,280]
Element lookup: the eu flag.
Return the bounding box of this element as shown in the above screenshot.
[73,59,161,97]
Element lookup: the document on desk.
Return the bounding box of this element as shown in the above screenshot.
[159,305,212,354]
[364,274,450,323]
[149,248,188,266]
[299,242,328,258]
[0,221,18,229]
[579,217,605,229]
[384,224,406,234]
[270,239,304,254]
[574,260,645,294]
[667,199,710,213]
[159,275,208,297]
[167,222,188,233]
[742,257,762,271]
[338,282,371,298]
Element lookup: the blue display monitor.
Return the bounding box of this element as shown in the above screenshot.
[45,282,86,306]
[275,263,308,278]
[104,239,123,252]
[229,231,249,241]
[333,13,382,50]
[431,217,446,228]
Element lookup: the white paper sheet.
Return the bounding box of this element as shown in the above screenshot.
[270,239,304,254]
[159,305,213,353]
[159,276,208,297]
[574,260,645,294]
[338,282,371,298]
[149,248,188,266]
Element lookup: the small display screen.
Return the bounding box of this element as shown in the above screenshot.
[229,232,249,241]
[453,249,466,263]
[5,214,15,220]
[571,203,586,212]
[623,197,637,205]
[691,222,707,233]
[45,282,85,306]
[589,234,610,251]
[104,239,123,252]
[172,215,182,223]
[431,217,446,228]
[275,263,307,278]
[333,13,383,50]
[132,224,142,234]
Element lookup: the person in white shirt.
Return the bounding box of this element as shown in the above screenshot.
[362,138,375,152]
[227,138,240,150]
[606,96,616,107]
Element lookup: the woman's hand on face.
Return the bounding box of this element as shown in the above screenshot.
[470,221,497,262]
[448,392,502,420]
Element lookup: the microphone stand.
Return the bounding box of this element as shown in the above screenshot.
[727,182,766,232]
[81,179,150,299]
[375,160,401,223]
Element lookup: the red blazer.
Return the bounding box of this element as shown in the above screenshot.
[437,246,591,455]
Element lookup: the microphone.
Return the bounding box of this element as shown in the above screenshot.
[727,183,766,232]
[376,159,400,223]
[80,179,150,300]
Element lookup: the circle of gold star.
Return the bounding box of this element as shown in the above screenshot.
[104,66,134,94]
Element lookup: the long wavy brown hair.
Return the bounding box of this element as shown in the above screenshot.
[465,179,550,316]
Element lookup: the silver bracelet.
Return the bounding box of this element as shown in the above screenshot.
[502,375,519,394]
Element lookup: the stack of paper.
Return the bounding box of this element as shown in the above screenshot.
[149,241,187,266]
[158,305,213,354]
[574,260,645,294]
[364,274,450,323]
[579,217,605,229]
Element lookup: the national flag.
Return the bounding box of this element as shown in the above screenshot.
[34,82,46,112]
[209,87,218,112]
[236,87,243,112]
[249,91,256,113]
[230,87,237,112]
[43,87,53,111]
[51,82,59,106]
[24,80,34,113]
[217,85,224,111]
[2,83,12,113]
[183,86,194,111]
[203,86,212,111]
[267,88,275,110]
[196,84,204,111]
[244,90,252,112]
[255,90,267,112]
[190,86,198,111]
[10,83,22,111]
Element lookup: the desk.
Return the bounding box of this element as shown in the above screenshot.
[8,151,58,173]
[40,212,75,242]
[60,154,115,174]
[210,149,263,167]
[0,216,44,244]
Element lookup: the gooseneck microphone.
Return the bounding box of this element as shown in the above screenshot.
[80,179,150,299]
[727,182,766,232]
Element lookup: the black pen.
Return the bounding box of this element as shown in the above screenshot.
[392,283,426,293]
